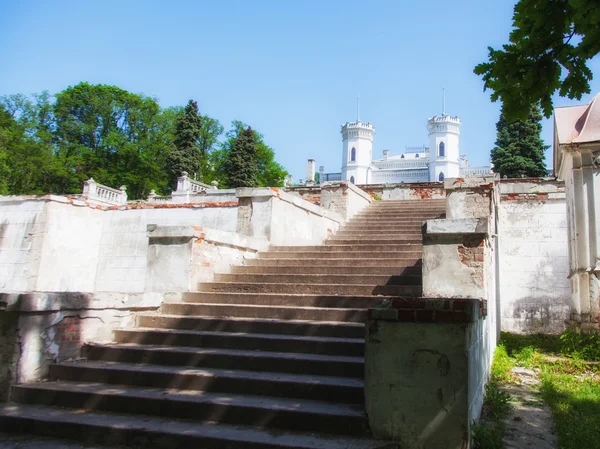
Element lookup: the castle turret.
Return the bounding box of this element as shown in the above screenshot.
[427,114,461,182]
[341,120,374,184]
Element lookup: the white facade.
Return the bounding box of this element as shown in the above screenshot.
[325,113,490,184]
[341,121,375,185]
[554,93,600,333]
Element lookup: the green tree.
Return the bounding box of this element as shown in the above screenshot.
[0,99,62,195]
[474,0,600,120]
[211,121,288,188]
[491,104,548,178]
[223,126,259,188]
[167,99,203,187]
[53,82,168,198]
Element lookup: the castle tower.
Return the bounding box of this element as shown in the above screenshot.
[427,114,461,182]
[341,120,375,184]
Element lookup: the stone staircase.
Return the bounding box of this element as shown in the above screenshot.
[0,199,445,448]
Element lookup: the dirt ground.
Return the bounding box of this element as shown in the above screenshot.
[502,367,558,449]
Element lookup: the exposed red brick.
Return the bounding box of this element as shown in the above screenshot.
[396,309,417,321]
[415,310,435,322]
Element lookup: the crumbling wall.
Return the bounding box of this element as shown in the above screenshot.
[0,291,164,389]
[0,196,239,293]
[358,182,445,201]
[365,298,485,449]
[498,179,570,333]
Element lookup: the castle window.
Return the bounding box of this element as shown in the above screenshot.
[351,147,356,162]
[439,142,445,157]
[439,172,445,181]
[350,176,355,184]
[401,154,404,159]
[415,153,419,158]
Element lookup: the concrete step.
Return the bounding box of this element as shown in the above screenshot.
[114,328,365,356]
[212,273,422,285]
[11,382,367,436]
[355,211,443,217]
[137,313,364,337]
[48,361,364,403]
[161,302,368,322]
[84,343,365,378]
[257,251,423,260]
[231,265,422,275]
[196,282,422,296]
[340,225,425,232]
[245,258,421,267]
[181,292,395,309]
[325,238,422,245]
[329,233,423,240]
[369,200,445,206]
[0,404,395,449]
[267,244,422,252]
[342,220,426,226]
[350,216,439,221]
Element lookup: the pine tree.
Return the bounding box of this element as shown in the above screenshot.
[491,104,548,178]
[224,126,259,188]
[167,99,203,188]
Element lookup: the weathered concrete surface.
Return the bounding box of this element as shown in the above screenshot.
[236,188,343,245]
[365,320,469,449]
[498,179,570,333]
[365,299,492,449]
[320,182,372,220]
[358,182,446,201]
[146,225,268,291]
[0,196,239,294]
[0,291,170,391]
[444,176,496,220]
[423,233,487,299]
[425,218,488,235]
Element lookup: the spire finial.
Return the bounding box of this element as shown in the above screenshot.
[357,93,360,122]
[442,86,446,116]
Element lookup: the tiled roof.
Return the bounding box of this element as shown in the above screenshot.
[555,92,600,144]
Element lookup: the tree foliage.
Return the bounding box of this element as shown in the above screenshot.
[167,99,203,188]
[53,82,170,198]
[209,120,288,188]
[491,104,548,178]
[223,126,259,188]
[0,83,286,198]
[474,0,600,120]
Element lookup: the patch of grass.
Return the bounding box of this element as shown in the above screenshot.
[473,346,512,449]
[490,343,515,383]
[500,331,561,355]
[559,329,600,361]
[540,373,600,449]
[493,330,600,449]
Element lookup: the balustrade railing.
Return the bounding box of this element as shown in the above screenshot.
[81,178,127,206]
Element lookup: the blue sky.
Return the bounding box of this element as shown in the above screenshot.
[1,0,599,181]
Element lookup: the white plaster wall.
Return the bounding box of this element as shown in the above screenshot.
[0,197,239,293]
[95,206,238,292]
[0,198,47,292]
[269,194,342,246]
[36,202,104,292]
[344,184,372,219]
[466,304,493,435]
[498,199,570,333]
[377,185,446,201]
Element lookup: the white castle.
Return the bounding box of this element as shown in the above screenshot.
[316,110,491,185]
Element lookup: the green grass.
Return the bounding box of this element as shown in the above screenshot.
[485,330,600,449]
